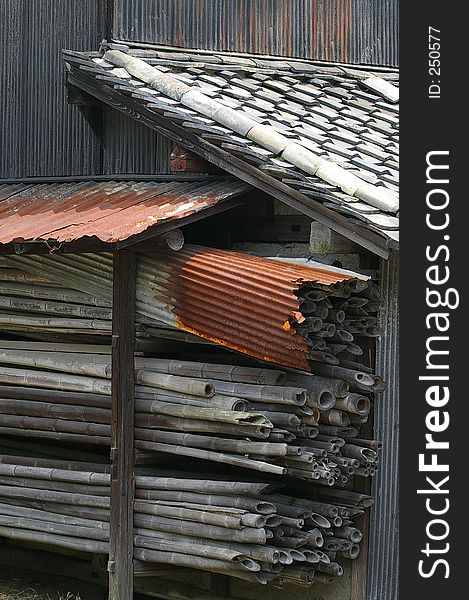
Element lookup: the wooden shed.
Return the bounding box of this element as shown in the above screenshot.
[0,3,399,600]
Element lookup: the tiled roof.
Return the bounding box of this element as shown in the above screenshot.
[64,44,399,256]
[0,180,249,247]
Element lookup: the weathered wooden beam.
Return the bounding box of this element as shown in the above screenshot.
[350,337,374,600]
[66,82,102,108]
[0,239,115,255]
[116,196,245,249]
[0,174,232,185]
[211,573,230,598]
[231,215,311,242]
[109,250,136,600]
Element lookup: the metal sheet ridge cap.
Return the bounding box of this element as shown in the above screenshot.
[264,256,370,281]
[173,261,350,291]
[103,50,399,214]
[147,260,353,294]
[106,40,398,74]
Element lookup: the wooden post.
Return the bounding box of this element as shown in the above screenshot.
[351,337,374,600]
[109,250,136,600]
[351,493,370,600]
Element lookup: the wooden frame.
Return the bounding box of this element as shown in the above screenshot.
[109,250,136,599]
[0,150,382,600]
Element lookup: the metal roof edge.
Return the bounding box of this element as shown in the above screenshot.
[0,174,239,185]
[0,180,250,253]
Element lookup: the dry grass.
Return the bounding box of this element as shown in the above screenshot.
[0,579,81,600]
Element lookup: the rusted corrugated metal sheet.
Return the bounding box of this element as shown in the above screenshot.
[112,0,398,67]
[0,181,249,245]
[141,245,357,370]
[0,184,31,202]
[0,244,366,369]
[0,0,102,179]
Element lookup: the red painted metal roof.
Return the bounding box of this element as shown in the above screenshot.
[0,180,249,245]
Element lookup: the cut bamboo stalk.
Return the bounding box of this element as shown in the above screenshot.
[0,425,110,446]
[132,491,276,515]
[0,524,108,554]
[0,502,109,531]
[334,394,370,415]
[133,548,266,584]
[0,476,109,496]
[134,430,287,457]
[134,440,285,475]
[133,531,254,566]
[133,513,267,545]
[0,281,111,306]
[205,381,307,406]
[0,484,110,508]
[0,296,112,320]
[0,514,108,540]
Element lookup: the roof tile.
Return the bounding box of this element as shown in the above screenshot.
[64,46,399,249]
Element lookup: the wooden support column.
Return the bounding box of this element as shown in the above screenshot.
[109,250,136,600]
[351,333,374,600]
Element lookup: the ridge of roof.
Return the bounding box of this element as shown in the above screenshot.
[109,39,400,76]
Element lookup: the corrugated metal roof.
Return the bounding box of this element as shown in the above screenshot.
[0,180,250,245]
[140,245,356,370]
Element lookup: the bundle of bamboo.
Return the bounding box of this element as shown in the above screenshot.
[0,342,380,484]
[0,252,382,370]
[0,447,372,587]
[0,250,382,591]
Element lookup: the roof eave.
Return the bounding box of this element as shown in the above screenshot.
[66,65,391,259]
[0,191,247,256]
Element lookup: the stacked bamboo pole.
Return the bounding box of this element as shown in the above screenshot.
[0,252,383,589]
[0,254,382,370]
[0,343,381,485]
[293,277,382,369]
[0,447,372,587]
[0,261,201,344]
